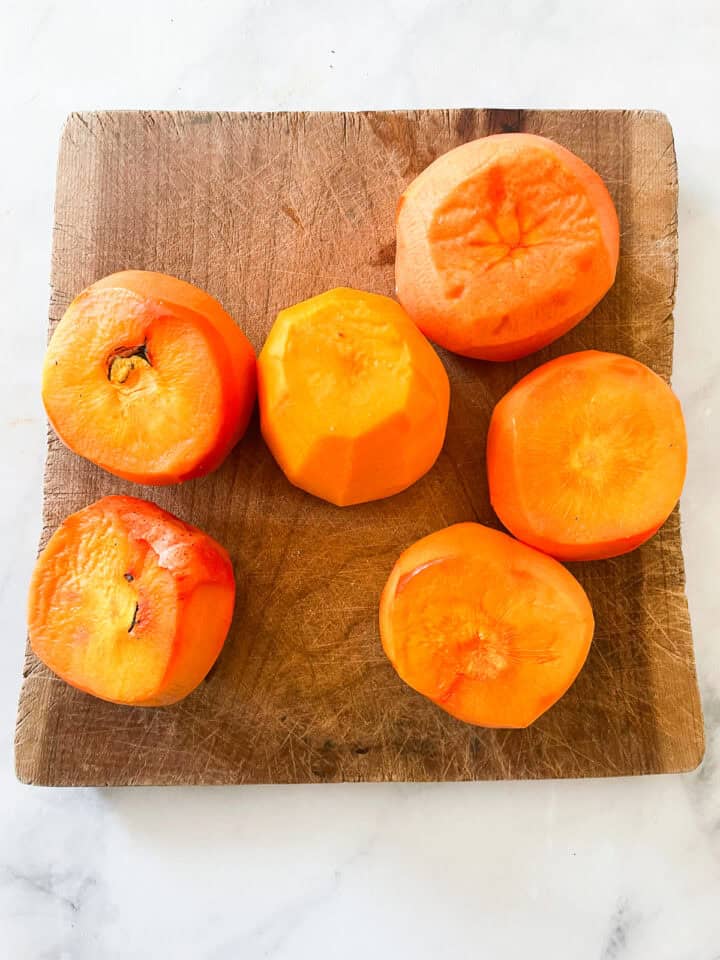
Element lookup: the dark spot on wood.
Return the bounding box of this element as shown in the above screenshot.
[281,204,303,228]
[354,745,369,755]
[371,241,396,266]
[455,108,477,142]
[128,602,139,633]
[486,109,526,135]
[124,572,134,582]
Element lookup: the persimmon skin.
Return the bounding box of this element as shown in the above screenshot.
[258,288,450,506]
[43,271,256,485]
[380,523,594,728]
[487,351,687,561]
[27,496,235,707]
[396,133,619,361]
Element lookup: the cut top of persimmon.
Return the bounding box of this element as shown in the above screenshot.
[395,133,620,360]
[258,288,450,506]
[487,351,687,561]
[380,523,594,728]
[27,495,235,707]
[42,271,256,485]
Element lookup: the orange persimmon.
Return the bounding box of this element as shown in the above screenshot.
[42,271,256,484]
[27,496,235,706]
[487,351,687,561]
[395,133,619,360]
[258,288,450,506]
[380,522,594,728]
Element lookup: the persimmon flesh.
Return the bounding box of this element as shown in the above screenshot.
[396,133,619,360]
[27,496,235,706]
[42,271,256,484]
[487,351,687,560]
[380,523,594,728]
[258,288,450,506]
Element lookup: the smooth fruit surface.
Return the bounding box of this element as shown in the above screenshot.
[258,288,450,506]
[28,496,236,706]
[396,133,619,360]
[380,522,594,728]
[487,350,687,560]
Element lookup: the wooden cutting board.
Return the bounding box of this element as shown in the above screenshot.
[15,109,704,786]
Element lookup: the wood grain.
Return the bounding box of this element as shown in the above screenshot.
[15,109,704,785]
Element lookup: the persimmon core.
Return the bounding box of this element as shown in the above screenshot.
[428,147,603,316]
[390,554,563,702]
[107,344,151,386]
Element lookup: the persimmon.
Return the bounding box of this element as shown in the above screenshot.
[395,133,619,360]
[27,496,235,707]
[258,288,450,506]
[380,522,594,728]
[487,351,687,561]
[42,271,256,484]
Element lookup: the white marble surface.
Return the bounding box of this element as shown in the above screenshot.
[1,1,719,957]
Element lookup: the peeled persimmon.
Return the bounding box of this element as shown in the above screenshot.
[396,133,619,360]
[380,523,594,728]
[487,351,687,561]
[27,496,235,707]
[43,271,256,484]
[258,288,450,506]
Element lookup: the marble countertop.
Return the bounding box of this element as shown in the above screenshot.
[1,1,719,957]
